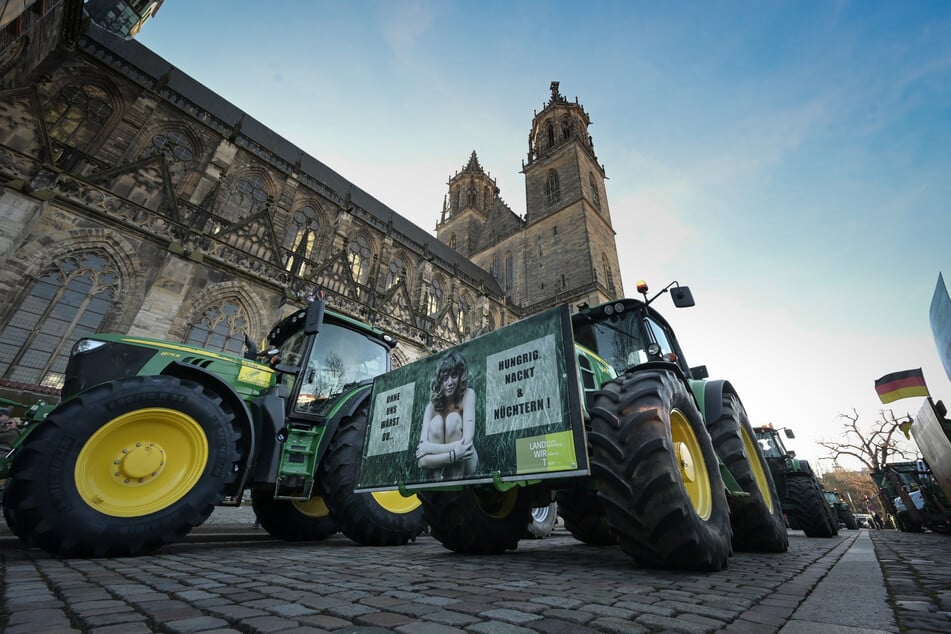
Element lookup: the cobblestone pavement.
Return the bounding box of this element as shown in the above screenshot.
[0,523,948,634]
[869,529,951,634]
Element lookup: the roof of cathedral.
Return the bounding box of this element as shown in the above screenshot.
[81,23,502,295]
[476,197,524,251]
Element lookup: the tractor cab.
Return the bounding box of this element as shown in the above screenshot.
[572,281,701,379]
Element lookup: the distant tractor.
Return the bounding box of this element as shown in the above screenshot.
[2,294,426,556]
[871,460,951,533]
[753,425,838,537]
[822,489,859,530]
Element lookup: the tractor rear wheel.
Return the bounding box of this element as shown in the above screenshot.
[787,476,836,537]
[421,486,530,554]
[250,489,337,541]
[556,487,615,545]
[3,376,241,557]
[589,370,732,571]
[319,406,425,545]
[707,392,788,552]
[526,502,559,539]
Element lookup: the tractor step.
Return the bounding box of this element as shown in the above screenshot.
[275,427,322,500]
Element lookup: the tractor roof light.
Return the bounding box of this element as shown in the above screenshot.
[636,280,649,294]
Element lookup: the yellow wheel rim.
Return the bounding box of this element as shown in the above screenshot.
[293,495,331,517]
[741,425,775,511]
[371,491,422,514]
[473,487,519,519]
[75,408,209,517]
[670,409,713,520]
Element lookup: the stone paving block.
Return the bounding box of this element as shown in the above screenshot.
[394,622,465,633]
[355,610,416,627]
[635,612,719,633]
[81,610,148,627]
[466,620,538,634]
[162,616,231,633]
[239,615,306,632]
[5,608,73,626]
[87,622,155,634]
[587,616,651,633]
[479,607,544,624]
[418,608,481,627]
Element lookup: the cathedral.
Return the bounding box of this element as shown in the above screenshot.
[0,1,623,402]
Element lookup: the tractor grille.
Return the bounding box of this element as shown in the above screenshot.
[62,342,157,399]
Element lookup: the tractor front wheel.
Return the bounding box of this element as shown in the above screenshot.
[250,489,337,541]
[421,486,531,554]
[319,407,425,545]
[556,487,615,545]
[786,476,837,537]
[707,392,788,552]
[3,376,241,557]
[589,370,732,571]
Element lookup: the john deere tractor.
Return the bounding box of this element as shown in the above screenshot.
[358,281,788,571]
[1,294,425,557]
[753,425,838,537]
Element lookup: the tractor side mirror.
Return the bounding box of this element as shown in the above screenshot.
[670,286,695,308]
[690,365,708,379]
[784,429,795,439]
[304,297,326,335]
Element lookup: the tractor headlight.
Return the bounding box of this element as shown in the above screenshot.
[72,339,107,355]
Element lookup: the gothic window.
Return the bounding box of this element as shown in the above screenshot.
[483,186,491,209]
[561,274,567,289]
[0,251,119,389]
[286,205,320,278]
[504,251,514,292]
[219,172,269,223]
[491,254,500,281]
[426,278,443,316]
[347,235,372,285]
[185,300,249,356]
[590,172,602,211]
[602,254,616,294]
[44,82,115,161]
[448,234,457,250]
[385,256,406,290]
[545,169,561,205]
[456,296,469,333]
[141,128,195,183]
[562,115,572,140]
[452,190,460,211]
[547,122,555,147]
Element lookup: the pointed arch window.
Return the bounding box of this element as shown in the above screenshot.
[547,123,555,147]
[348,235,372,285]
[589,172,601,211]
[0,251,119,389]
[426,278,443,316]
[448,234,457,250]
[220,173,269,223]
[602,254,616,295]
[185,299,249,355]
[44,82,114,153]
[491,254,500,282]
[456,296,469,333]
[545,169,561,205]
[385,256,406,290]
[504,251,514,292]
[142,128,195,183]
[286,205,320,278]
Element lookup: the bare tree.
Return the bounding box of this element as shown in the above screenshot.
[818,409,918,472]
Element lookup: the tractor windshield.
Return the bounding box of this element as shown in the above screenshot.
[756,431,785,459]
[574,311,653,375]
[292,322,389,412]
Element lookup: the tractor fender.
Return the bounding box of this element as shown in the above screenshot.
[697,379,747,427]
[161,361,256,496]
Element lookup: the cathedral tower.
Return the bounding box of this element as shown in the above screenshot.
[436,151,498,258]
[519,82,623,311]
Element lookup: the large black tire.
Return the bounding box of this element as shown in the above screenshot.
[841,508,859,530]
[786,476,836,537]
[556,487,616,545]
[3,376,241,557]
[250,489,337,541]
[421,486,531,553]
[526,501,559,539]
[319,407,425,545]
[589,370,732,571]
[707,392,788,553]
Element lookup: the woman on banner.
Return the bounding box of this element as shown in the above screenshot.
[416,351,479,479]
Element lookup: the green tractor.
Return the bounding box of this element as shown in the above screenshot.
[871,461,951,533]
[822,489,859,530]
[752,425,838,537]
[358,281,788,571]
[1,294,425,557]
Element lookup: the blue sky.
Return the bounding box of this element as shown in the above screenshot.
[138,1,951,469]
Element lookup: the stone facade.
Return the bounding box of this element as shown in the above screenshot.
[0,2,623,398]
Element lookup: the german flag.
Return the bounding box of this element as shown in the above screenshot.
[874,368,930,404]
